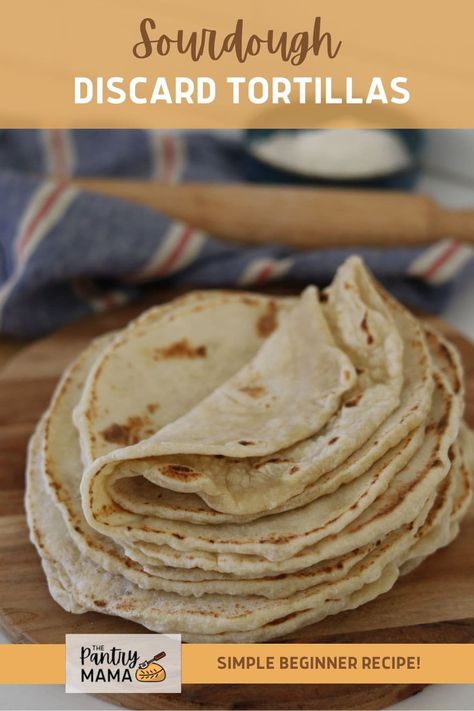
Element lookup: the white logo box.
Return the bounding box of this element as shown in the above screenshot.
[66,634,181,693]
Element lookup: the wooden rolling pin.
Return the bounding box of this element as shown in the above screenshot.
[73,179,474,249]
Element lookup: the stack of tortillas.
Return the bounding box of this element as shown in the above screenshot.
[26,256,473,642]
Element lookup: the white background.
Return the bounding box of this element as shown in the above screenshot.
[0,129,473,710]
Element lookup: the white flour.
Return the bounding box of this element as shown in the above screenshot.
[251,129,411,179]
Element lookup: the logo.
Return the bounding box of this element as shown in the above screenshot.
[66,634,181,693]
[135,651,167,682]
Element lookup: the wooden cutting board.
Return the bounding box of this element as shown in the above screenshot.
[0,294,473,711]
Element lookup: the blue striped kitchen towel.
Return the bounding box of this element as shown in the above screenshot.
[0,129,472,338]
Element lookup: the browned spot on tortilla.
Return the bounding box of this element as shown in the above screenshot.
[101,423,129,445]
[345,393,362,408]
[116,600,135,612]
[238,440,255,446]
[436,414,448,433]
[262,535,292,545]
[256,301,278,337]
[99,502,126,516]
[101,415,150,446]
[328,436,339,445]
[147,403,159,414]
[153,339,207,360]
[239,385,266,398]
[360,312,374,345]
[343,369,353,382]
[266,611,300,627]
[162,464,200,481]
[290,465,300,474]
[438,342,462,393]
[33,526,43,548]
[94,599,107,608]
[319,290,329,303]
[356,367,365,375]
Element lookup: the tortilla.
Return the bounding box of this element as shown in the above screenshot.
[111,291,433,524]
[80,258,409,519]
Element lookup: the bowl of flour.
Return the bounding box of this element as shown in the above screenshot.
[244,129,423,188]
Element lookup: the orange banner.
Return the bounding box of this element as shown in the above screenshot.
[1,644,474,684]
[0,645,65,685]
[0,0,474,127]
[182,644,474,684]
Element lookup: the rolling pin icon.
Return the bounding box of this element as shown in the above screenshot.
[135,651,167,682]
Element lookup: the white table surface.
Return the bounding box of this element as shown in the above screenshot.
[0,129,473,710]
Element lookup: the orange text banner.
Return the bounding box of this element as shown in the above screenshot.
[182,644,474,684]
[0,0,474,128]
[1,644,474,684]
